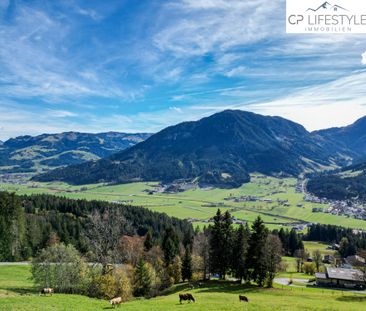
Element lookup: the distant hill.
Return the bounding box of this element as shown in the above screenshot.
[0,132,151,174]
[33,110,354,188]
[307,161,366,201]
[314,116,366,157]
[303,116,366,201]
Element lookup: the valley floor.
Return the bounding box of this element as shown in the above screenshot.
[1,265,366,311]
[2,174,366,231]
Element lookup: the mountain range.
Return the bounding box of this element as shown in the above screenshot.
[33,110,366,188]
[0,132,151,174]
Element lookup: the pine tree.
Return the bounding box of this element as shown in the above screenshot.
[289,229,301,256]
[246,216,268,287]
[233,223,250,282]
[209,209,233,279]
[162,227,180,265]
[133,258,152,297]
[222,210,233,275]
[144,231,153,251]
[181,246,193,281]
[209,209,223,278]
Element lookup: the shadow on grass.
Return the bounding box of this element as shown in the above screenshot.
[1,287,37,295]
[163,280,274,297]
[161,283,194,296]
[336,296,366,302]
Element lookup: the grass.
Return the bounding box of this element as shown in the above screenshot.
[0,265,33,292]
[2,174,366,231]
[1,265,366,310]
[303,241,335,256]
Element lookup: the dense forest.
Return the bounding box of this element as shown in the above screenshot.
[307,161,366,201]
[307,174,366,201]
[0,191,193,261]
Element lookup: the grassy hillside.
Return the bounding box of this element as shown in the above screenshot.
[0,265,365,311]
[2,174,366,231]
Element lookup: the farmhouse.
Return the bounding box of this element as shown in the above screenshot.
[345,255,366,267]
[315,267,365,289]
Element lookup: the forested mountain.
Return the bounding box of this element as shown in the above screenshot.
[0,191,192,261]
[33,110,355,188]
[0,132,151,174]
[314,116,366,157]
[307,162,366,201]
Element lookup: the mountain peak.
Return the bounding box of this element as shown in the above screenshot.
[33,110,336,187]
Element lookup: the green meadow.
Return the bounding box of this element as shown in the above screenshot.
[0,265,366,311]
[2,174,366,231]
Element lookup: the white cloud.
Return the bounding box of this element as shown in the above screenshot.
[224,66,247,77]
[362,51,366,65]
[75,7,101,21]
[153,0,283,56]
[46,110,78,118]
[141,70,366,133]
[169,106,183,113]
[245,70,366,130]
[0,5,137,102]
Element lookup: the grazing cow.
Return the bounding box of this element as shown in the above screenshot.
[179,293,195,304]
[239,295,249,302]
[40,288,54,296]
[110,297,122,308]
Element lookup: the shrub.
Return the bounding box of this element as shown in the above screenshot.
[31,243,87,294]
[303,262,316,275]
[114,267,133,301]
[87,266,132,300]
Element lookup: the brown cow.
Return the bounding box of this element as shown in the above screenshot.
[40,288,54,296]
[239,295,249,302]
[179,293,196,304]
[110,297,122,308]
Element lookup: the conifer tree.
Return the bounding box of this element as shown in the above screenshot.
[133,258,152,297]
[233,223,250,282]
[144,231,154,251]
[209,209,233,279]
[181,246,193,281]
[246,216,268,286]
[162,227,180,265]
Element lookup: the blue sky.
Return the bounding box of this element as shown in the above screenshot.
[1,0,366,140]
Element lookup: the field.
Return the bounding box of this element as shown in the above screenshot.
[1,265,366,311]
[2,174,366,231]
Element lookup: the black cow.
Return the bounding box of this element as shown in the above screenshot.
[179,293,196,303]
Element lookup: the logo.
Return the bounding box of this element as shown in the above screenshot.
[286,0,366,33]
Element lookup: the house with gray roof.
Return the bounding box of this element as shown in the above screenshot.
[316,267,365,289]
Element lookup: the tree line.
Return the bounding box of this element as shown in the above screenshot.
[306,223,366,257]
[0,191,193,261]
